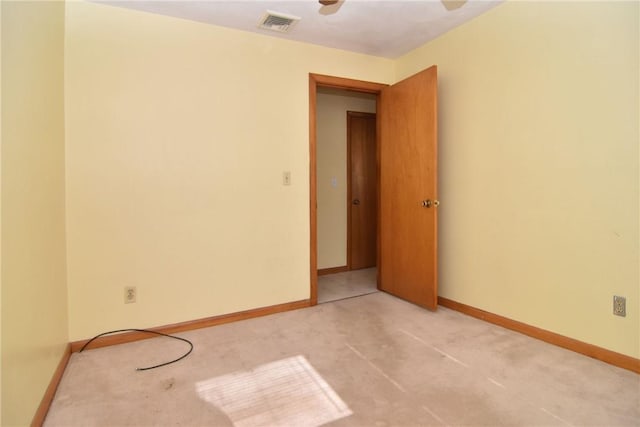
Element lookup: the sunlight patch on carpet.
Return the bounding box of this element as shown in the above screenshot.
[196,355,352,427]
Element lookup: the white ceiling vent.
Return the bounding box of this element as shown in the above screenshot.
[258,11,301,33]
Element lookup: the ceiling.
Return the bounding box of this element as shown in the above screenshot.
[100,0,503,58]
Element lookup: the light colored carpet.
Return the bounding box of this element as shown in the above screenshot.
[45,292,639,426]
[318,267,378,303]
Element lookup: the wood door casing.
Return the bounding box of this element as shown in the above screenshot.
[379,66,438,310]
[309,74,387,305]
[309,70,438,307]
[348,112,377,270]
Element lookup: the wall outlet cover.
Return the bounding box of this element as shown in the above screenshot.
[125,286,137,304]
[613,295,626,317]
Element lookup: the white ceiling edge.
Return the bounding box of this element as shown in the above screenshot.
[97,0,504,59]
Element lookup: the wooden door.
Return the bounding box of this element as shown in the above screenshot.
[348,112,377,270]
[379,66,438,310]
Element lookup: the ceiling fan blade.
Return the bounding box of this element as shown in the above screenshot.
[318,0,343,15]
[441,0,468,11]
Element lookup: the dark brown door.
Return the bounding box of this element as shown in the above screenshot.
[348,112,377,270]
[379,65,438,310]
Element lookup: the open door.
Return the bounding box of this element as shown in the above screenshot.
[378,66,438,310]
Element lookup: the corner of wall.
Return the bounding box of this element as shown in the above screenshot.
[1,1,69,424]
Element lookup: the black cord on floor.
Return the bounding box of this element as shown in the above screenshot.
[79,329,194,371]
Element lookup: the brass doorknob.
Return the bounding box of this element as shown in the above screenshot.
[353,199,360,205]
[421,199,440,208]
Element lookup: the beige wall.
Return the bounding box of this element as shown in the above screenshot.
[317,89,376,269]
[64,2,394,341]
[1,2,69,425]
[0,4,3,422]
[397,1,639,358]
[1,3,637,423]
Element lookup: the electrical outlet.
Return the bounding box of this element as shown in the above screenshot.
[613,295,625,317]
[125,286,137,304]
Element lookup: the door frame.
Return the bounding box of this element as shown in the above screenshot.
[309,74,388,305]
[346,111,377,271]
